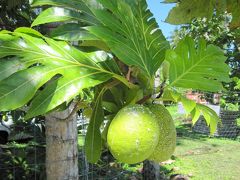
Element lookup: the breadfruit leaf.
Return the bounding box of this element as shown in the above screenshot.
[166,37,231,92]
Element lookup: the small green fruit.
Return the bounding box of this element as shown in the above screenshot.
[148,104,176,162]
[107,105,160,164]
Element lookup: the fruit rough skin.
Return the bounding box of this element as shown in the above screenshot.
[148,104,176,162]
[107,105,160,164]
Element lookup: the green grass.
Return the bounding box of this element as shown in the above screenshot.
[163,127,240,179]
[163,105,240,180]
[78,134,85,147]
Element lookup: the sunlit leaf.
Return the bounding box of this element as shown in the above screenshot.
[32,7,98,27]
[87,0,169,77]
[162,89,219,134]
[31,0,169,77]
[166,37,231,92]
[0,28,122,117]
[165,0,215,25]
[50,23,98,41]
[196,104,220,134]
[181,96,196,113]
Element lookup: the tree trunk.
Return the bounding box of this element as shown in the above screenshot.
[143,160,165,180]
[45,105,78,180]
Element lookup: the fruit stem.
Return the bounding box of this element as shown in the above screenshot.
[137,94,152,104]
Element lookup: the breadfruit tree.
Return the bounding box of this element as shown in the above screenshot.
[0,0,236,179]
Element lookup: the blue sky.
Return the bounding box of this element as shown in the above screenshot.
[146,0,177,39]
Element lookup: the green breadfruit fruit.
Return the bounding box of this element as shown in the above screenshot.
[107,104,160,164]
[148,104,176,162]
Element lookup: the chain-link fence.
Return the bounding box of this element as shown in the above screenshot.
[0,113,143,180]
[0,91,240,179]
[187,91,240,138]
[193,110,240,138]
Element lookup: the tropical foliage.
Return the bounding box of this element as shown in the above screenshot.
[164,0,240,29]
[171,12,240,105]
[0,0,232,163]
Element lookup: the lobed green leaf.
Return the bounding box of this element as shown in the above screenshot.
[164,0,240,29]
[166,37,231,92]
[87,0,170,77]
[0,28,119,117]
[162,89,220,134]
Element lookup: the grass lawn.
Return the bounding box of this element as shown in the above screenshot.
[164,105,240,180]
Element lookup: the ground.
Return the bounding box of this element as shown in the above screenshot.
[162,124,240,179]
[161,105,240,180]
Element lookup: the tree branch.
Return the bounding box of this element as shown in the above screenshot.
[126,67,132,82]
[156,80,166,99]
[61,101,82,121]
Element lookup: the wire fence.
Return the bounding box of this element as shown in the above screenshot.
[0,114,142,180]
[0,91,240,179]
[193,110,240,138]
[180,91,240,138]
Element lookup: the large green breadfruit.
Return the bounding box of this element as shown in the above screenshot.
[148,104,176,162]
[107,105,160,164]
